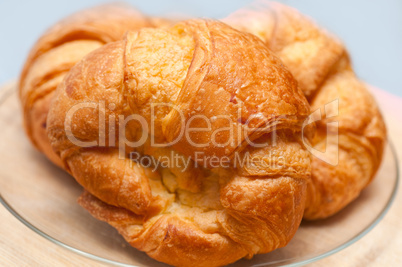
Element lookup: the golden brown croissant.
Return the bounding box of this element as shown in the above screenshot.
[46,19,312,266]
[19,4,156,167]
[223,1,387,219]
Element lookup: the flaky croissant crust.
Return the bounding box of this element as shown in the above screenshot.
[18,4,158,167]
[47,19,312,266]
[224,1,387,219]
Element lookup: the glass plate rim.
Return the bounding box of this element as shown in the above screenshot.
[0,85,399,267]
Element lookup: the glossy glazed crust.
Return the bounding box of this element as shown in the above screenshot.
[19,4,155,167]
[47,19,312,266]
[224,1,387,219]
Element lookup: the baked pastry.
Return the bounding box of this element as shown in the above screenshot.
[19,4,156,167]
[223,1,387,219]
[47,19,312,266]
[18,1,387,265]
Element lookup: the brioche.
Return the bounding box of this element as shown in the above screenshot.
[19,4,156,167]
[223,1,386,219]
[47,19,312,266]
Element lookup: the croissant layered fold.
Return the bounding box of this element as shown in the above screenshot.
[19,5,157,167]
[224,2,386,219]
[46,19,312,266]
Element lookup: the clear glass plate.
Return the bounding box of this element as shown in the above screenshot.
[0,86,398,266]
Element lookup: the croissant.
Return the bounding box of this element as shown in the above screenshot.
[19,4,157,167]
[223,1,387,219]
[46,19,312,266]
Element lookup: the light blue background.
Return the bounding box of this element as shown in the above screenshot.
[1,0,401,96]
